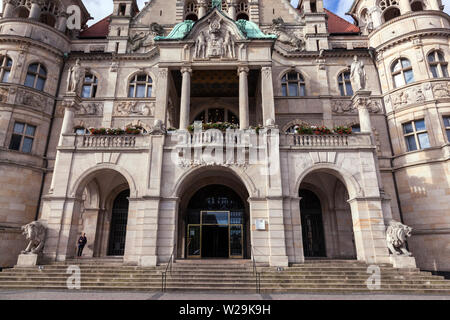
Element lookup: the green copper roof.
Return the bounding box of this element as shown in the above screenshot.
[154,8,277,41]
[154,20,195,41]
[236,19,277,40]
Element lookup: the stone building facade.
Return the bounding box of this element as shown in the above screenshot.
[0,0,448,272]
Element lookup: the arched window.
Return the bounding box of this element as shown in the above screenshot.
[14,6,30,18]
[411,0,424,11]
[391,58,414,88]
[281,71,306,97]
[128,74,152,98]
[185,1,198,21]
[428,51,449,79]
[236,1,249,20]
[337,71,353,96]
[39,13,56,27]
[379,0,401,22]
[81,73,98,98]
[0,56,13,83]
[351,124,361,133]
[25,63,47,91]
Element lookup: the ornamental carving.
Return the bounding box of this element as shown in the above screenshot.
[128,23,165,53]
[332,100,355,114]
[0,87,8,102]
[77,103,103,116]
[432,82,450,99]
[193,18,236,60]
[115,101,155,116]
[266,18,305,52]
[15,89,52,113]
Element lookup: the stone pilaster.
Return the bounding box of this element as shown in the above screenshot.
[428,0,441,10]
[227,0,237,20]
[179,67,192,130]
[261,67,275,125]
[57,12,69,33]
[238,66,250,129]
[154,68,170,126]
[198,0,208,19]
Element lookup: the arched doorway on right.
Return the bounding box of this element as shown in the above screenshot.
[299,171,357,260]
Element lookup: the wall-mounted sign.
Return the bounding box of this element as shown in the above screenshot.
[255,219,266,231]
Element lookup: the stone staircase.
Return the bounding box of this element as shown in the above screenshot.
[0,259,450,294]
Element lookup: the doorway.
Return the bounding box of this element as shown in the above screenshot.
[107,189,130,256]
[300,189,326,258]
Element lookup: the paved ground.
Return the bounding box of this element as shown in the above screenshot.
[0,290,449,300]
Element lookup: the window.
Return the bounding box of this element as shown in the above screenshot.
[411,1,424,11]
[185,1,198,21]
[9,122,36,154]
[444,116,450,142]
[281,72,306,97]
[379,0,400,22]
[338,71,353,96]
[128,74,152,98]
[0,56,12,83]
[194,108,239,124]
[24,63,47,91]
[391,58,414,88]
[81,73,98,98]
[75,127,88,135]
[403,119,431,152]
[236,1,249,20]
[428,51,449,79]
[352,124,361,133]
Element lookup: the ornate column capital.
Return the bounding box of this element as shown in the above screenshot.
[238,66,249,75]
[181,67,192,75]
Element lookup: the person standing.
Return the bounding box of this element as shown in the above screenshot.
[77,233,87,257]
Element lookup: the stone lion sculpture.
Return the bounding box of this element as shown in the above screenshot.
[386,220,412,256]
[21,221,47,254]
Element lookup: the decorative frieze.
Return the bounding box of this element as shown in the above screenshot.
[385,81,445,112]
[14,88,53,114]
[76,102,103,116]
[114,101,155,116]
[332,99,381,114]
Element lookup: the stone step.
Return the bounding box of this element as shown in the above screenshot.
[0,284,449,294]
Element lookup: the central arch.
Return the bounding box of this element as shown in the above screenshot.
[176,167,251,259]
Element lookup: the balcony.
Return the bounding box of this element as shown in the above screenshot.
[281,133,373,149]
[57,134,150,151]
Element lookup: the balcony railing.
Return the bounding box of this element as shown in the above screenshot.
[281,133,373,148]
[80,135,137,148]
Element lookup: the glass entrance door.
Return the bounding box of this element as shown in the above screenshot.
[186,211,243,259]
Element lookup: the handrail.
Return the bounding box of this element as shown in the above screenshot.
[161,238,191,292]
[251,245,261,294]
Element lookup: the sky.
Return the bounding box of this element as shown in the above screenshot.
[0,0,449,25]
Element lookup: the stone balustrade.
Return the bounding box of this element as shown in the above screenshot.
[281,133,373,149]
[71,135,146,149]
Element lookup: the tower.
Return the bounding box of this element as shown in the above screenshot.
[107,0,140,53]
[349,0,450,272]
[0,0,90,267]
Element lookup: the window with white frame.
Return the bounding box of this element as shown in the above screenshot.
[338,70,353,96]
[403,119,431,152]
[128,74,152,98]
[24,63,47,91]
[444,116,450,142]
[9,122,36,154]
[0,56,12,83]
[428,51,449,79]
[81,73,98,98]
[281,71,306,97]
[391,58,414,88]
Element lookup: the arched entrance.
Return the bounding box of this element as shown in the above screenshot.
[299,170,357,260]
[185,185,247,259]
[300,189,326,257]
[107,189,130,256]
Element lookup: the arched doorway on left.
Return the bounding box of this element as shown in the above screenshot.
[70,169,131,258]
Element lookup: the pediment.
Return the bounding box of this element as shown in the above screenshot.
[185,9,247,42]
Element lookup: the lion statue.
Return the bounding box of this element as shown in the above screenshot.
[386,220,412,256]
[21,221,47,254]
[267,18,305,52]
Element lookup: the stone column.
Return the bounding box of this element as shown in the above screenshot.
[303,0,311,13]
[238,66,250,130]
[352,91,372,133]
[198,0,208,19]
[3,0,16,18]
[228,0,237,20]
[369,7,383,28]
[179,67,192,130]
[261,67,276,126]
[428,0,441,10]
[29,0,42,20]
[399,0,412,14]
